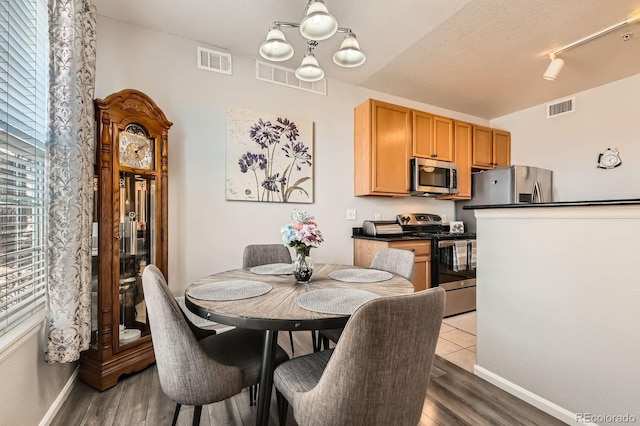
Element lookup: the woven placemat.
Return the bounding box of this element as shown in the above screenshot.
[249,263,293,275]
[187,280,272,301]
[328,268,393,283]
[296,288,380,315]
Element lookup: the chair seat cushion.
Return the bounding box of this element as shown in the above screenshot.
[200,328,289,388]
[273,349,333,402]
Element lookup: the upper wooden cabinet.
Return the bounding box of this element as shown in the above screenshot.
[355,99,412,196]
[439,120,472,200]
[472,125,511,169]
[493,129,511,167]
[355,98,511,197]
[412,111,454,162]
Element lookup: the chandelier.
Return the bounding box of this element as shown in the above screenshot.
[259,0,366,82]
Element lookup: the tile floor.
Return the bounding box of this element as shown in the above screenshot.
[436,321,476,373]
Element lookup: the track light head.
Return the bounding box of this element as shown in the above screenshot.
[543,56,564,81]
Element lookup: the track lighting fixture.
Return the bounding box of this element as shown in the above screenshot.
[542,11,640,81]
[259,0,366,82]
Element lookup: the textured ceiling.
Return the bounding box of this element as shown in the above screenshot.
[90,0,640,119]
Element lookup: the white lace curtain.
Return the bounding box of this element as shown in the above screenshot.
[45,0,97,363]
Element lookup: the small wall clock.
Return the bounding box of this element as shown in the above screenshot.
[597,148,621,169]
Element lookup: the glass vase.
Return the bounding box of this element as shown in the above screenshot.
[293,248,314,283]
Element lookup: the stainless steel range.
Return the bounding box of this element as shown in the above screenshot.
[397,213,476,317]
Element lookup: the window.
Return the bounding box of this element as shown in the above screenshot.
[0,0,48,337]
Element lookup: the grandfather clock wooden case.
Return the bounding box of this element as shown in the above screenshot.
[79,89,172,390]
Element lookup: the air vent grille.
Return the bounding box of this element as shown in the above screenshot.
[547,96,575,118]
[197,47,232,75]
[255,60,327,95]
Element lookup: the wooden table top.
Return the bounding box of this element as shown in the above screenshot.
[184,263,414,331]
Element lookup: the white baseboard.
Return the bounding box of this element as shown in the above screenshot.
[39,366,79,426]
[474,365,593,426]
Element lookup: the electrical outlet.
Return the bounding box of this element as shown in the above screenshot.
[346,209,357,220]
[374,213,382,220]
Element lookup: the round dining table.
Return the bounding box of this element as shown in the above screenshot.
[184,263,413,426]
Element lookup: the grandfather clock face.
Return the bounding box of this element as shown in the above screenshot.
[118,125,154,170]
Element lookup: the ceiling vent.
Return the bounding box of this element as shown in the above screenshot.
[546,96,575,118]
[197,47,232,75]
[255,60,327,95]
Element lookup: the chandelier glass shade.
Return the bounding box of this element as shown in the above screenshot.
[259,0,365,82]
[333,33,366,67]
[295,52,325,81]
[299,0,338,40]
[259,27,294,61]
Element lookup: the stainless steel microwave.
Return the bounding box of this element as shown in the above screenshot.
[410,157,458,195]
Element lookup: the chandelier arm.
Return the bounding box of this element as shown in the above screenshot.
[272,22,356,38]
[273,21,301,29]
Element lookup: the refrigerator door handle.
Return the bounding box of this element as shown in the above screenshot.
[532,181,542,203]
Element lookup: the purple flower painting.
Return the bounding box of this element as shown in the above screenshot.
[226,107,314,203]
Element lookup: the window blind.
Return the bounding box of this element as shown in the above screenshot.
[0,0,47,337]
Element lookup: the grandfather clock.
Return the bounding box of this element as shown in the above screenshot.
[79,89,172,390]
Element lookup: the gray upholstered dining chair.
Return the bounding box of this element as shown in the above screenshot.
[242,244,302,354]
[319,247,415,349]
[142,265,289,426]
[273,287,445,426]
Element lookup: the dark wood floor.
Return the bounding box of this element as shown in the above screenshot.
[51,330,565,426]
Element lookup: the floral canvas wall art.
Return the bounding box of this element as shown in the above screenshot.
[226,107,314,203]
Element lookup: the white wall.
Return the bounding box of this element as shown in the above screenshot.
[491,74,640,202]
[0,317,76,426]
[474,206,640,424]
[94,16,489,295]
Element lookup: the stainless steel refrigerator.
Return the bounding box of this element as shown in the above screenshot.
[455,165,553,233]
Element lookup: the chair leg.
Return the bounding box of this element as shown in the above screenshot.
[249,383,259,406]
[288,330,295,355]
[311,330,319,352]
[321,334,330,350]
[171,403,181,426]
[192,405,202,426]
[276,390,289,426]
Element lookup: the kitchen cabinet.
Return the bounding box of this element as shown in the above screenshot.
[412,110,454,162]
[439,120,472,200]
[79,89,172,391]
[353,238,431,291]
[355,99,412,196]
[472,125,511,169]
[492,129,511,167]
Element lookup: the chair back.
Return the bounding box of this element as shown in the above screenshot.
[370,247,415,281]
[242,244,292,268]
[294,287,445,425]
[142,265,243,405]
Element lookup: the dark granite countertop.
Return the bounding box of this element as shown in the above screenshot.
[351,227,435,242]
[462,198,640,210]
[352,234,436,242]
